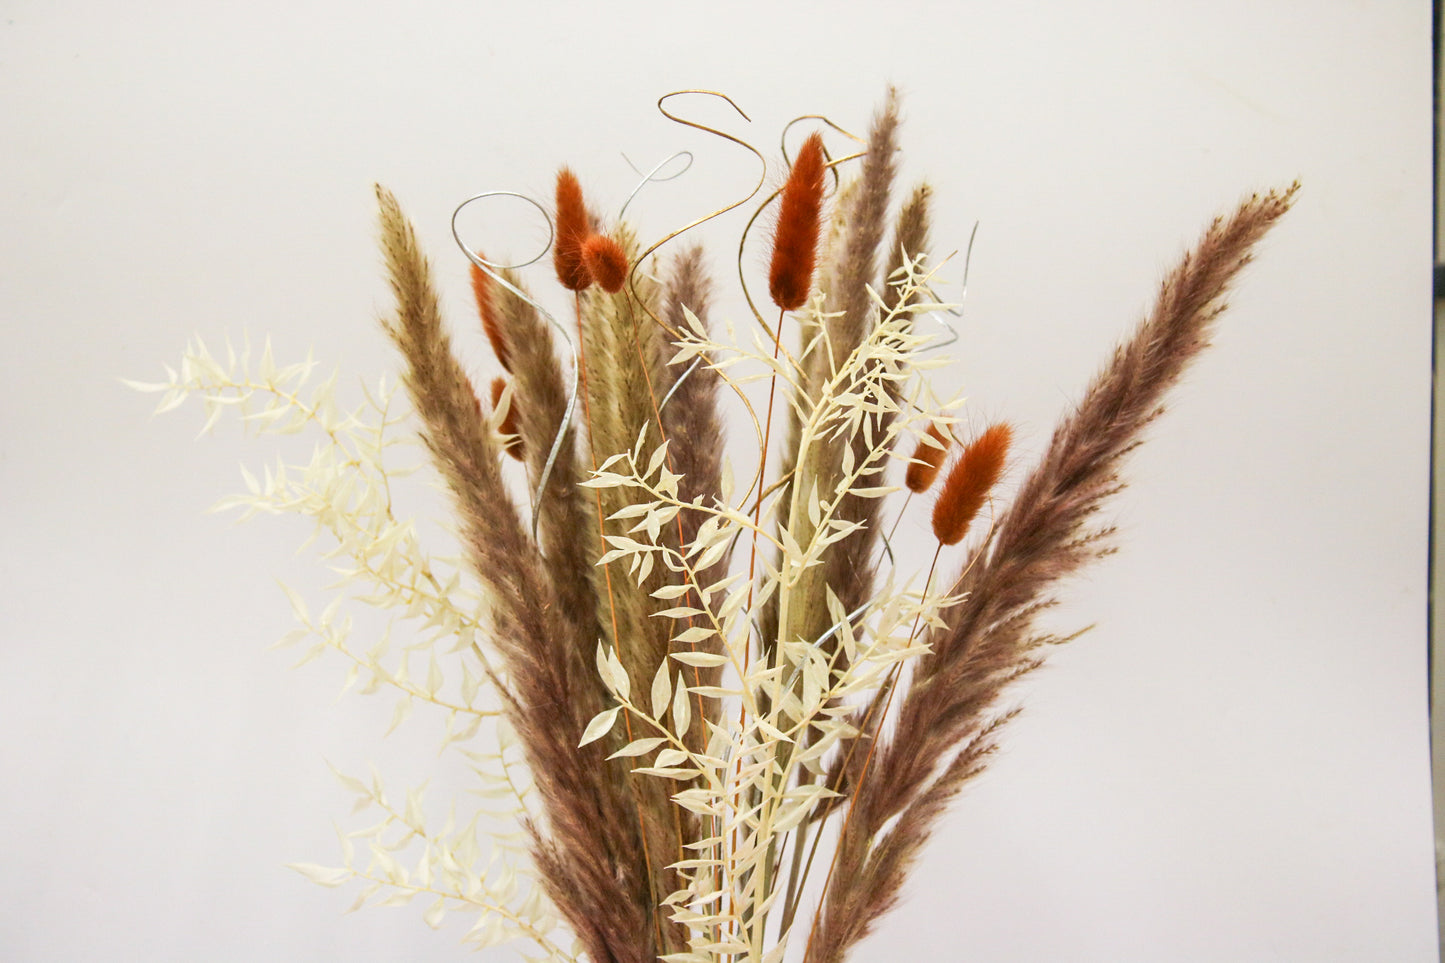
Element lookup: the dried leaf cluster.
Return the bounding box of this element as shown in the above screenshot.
[133,91,1295,962]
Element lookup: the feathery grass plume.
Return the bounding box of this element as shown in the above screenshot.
[880,182,934,320]
[483,263,665,955]
[754,128,827,689]
[805,184,1298,963]
[575,234,661,666]
[577,230,675,688]
[931,422,1011,545]
[658,245,728,698]
[490,265,604,646]
[819,178,934,629]
[469,259,512,372]
[553,168,593,292]
[823,88,900,370]
[781,92,901,672]
[575,227,692,954]
[769,131,828,311]
[904,422,951,494]
[375,185,656,963]
[489,376,523,460]
[581,233,631,294]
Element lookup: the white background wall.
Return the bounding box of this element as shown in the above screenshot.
[0,1,1436,960]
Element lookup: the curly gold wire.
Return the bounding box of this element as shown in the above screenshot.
[620,89,777,514]
[778,114,862,180]
[630,89,767,334]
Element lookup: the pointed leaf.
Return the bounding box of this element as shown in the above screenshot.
[579,706,621,747]
[651,661,672,718]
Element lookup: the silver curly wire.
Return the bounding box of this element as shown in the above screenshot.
[450,191,580,541]
[618,149,695,222]
[871,220,980,568]
[619,149,706,413]
[657,356,704,414]
[915,220,979,352]
[811,599,874,651]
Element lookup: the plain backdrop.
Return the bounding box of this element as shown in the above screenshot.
[0,1,1436,960]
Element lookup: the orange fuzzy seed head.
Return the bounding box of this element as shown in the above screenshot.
[581,234,629,294]
[905,423,951,493]
[552,168,593,292]
[932,423,1012,546]
[768,131,827,312]
[469,258,511,372]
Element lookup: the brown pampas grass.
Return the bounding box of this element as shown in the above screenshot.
[553,167,593,292]
[931,423,1011,545]
[805,184,1297,963]
[148,91,1295,963]
[824,88,899,367]
[490,265,602,633]
[658,244,729,604]
[905,423,951,494]
[769,131,828,311]
[581,233,630,294]
[881,182,933,316]
[470,259,512,371]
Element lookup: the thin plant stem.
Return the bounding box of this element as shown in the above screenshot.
[726,306,788,942]
[743,306,790,662]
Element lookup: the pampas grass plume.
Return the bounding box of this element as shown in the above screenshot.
[932,423,1012,545]
[905,424,951,493]
[581,234,630,294]
[553,168,593,292]
[768,132,827,311]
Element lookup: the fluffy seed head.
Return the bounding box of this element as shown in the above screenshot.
[581,234,629,294]
[490,376,524,461]
[905,423,951,493]
[932,423,1012,545]
[552,168,593,291]
[768,132,827,311]
[469,258,511,372]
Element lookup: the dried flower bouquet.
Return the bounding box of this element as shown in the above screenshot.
[133,90,1295,962]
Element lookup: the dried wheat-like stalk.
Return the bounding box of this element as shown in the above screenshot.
[135,91,1293,963]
